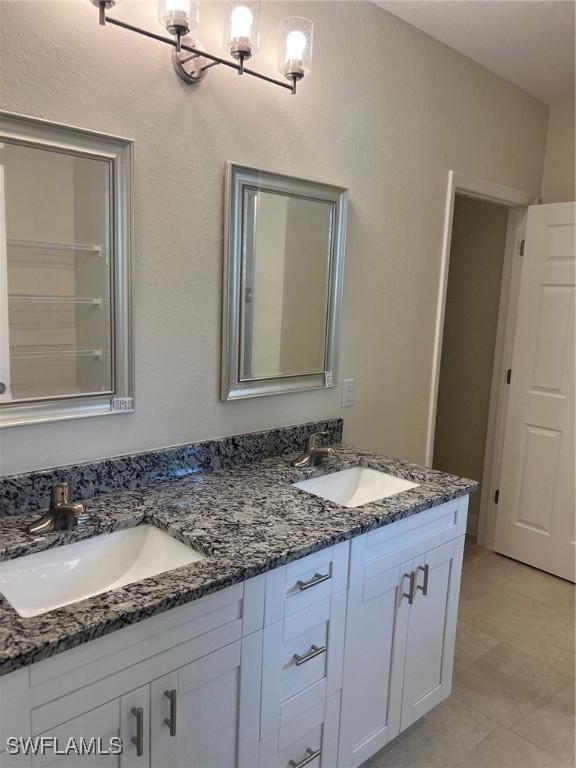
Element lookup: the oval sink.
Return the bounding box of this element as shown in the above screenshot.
[293,467,419,508]
[0,525,206,618]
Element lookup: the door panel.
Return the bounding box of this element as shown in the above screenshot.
[338,532,410,768]
[400,539,462,730]
[176,642,241,768]
[495,202,575,580]
[120,687,150,768]
[31,701,121,768]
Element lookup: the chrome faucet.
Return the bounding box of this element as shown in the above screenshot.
[25,483,87,535]
[291,432,336,469]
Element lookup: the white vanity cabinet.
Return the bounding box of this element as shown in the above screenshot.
[0,496,469,768]
[338,497,468,768]
[0,582,263,768]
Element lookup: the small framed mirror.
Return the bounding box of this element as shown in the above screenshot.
[222,163,347,400]
[0,112,133,427]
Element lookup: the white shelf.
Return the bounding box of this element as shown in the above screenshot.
[10,346,103,360]
[9,294,103,308]
[6,238,103,255]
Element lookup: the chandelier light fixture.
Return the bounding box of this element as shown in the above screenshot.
[90,0,313,95]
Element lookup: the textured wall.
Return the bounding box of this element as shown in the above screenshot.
[541,100,576,203]
[0,1,548,475]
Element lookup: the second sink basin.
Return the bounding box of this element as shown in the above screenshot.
[0,524,206,618]
[293,467,419,508]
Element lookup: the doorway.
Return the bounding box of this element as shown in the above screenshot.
[433,194,509,536]
[427,172,532,545]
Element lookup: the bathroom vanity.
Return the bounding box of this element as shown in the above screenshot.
[0,426,474,768]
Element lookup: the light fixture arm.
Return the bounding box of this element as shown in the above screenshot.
[99,11,298,94]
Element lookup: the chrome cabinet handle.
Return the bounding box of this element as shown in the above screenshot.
[131,706,144,757]
[402,571,416,604]
[164,689,177,737]
[417,564,430,596]
[296,572,330,591]
[293,644,327,666]
[288,747,322,768]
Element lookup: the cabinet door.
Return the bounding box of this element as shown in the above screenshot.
[29,701,121,768]
[400,537,464,731]
[119,686,150,768]
[338,534,411,768]
[151,635,261,768]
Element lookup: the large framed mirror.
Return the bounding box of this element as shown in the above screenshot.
[221,163,347,400]
[0,112,133,427]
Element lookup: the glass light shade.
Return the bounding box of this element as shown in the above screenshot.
[90,0,118,8]
[159,0,199,35]
[278,17,313,80]
[224,2,260,59]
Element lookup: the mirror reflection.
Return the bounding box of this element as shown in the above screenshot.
[0,142,112,403]
[240,189,333,381]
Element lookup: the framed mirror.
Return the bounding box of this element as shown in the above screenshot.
[222,163,347,400]
[0,112,133,427]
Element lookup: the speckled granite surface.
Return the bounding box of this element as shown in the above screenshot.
[0,419,343,515]
[0,444,475,676]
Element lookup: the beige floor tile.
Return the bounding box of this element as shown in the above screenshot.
[463,537,487,565]
[371,698,497,768]
[452,643,570,727]
[463,552,575,611]
[454,619,501,670]
[455,725,560,767]
[511,683,576,761]
[457,570,575,667]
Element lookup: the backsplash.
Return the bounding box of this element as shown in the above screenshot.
[0,419,343,516]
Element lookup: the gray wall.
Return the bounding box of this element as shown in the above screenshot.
[541,100,575,203]
[0,1,548,475]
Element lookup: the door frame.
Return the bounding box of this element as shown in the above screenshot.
[425,171,535,545]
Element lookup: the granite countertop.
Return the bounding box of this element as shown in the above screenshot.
[0,446,476,676]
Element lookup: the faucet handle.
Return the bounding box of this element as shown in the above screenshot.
[306,431,328,450]
[50,483,71,509]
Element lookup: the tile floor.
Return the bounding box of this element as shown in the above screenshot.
[365,538,575,768]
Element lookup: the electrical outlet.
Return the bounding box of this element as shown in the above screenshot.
[341,378,354,407]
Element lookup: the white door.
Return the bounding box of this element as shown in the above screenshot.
[30,701,122,768]
[338,536,410,768]
[151,638,261,768]
[400,538,464,731]
[494,202,575,581]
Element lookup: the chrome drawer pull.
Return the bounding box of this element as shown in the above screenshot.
[164,689,177,737]
[417,564,430,596]
[293,644,327,666]
[296,572,330,591]
[131,706,144,757]
[288,747,321,768]
[402,571,416,604]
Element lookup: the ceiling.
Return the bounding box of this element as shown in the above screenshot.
[376,1,575,103]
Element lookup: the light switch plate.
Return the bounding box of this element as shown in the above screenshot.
[342,379,354,407]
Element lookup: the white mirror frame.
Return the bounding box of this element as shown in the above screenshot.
[221,162,347,401]
[0,111,134,427]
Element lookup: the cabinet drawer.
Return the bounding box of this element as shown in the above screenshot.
[261,593,346,737]
[264,542,349,626]
[360,497,468,575]
[259,692,340,768]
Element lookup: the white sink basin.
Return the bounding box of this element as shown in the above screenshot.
[0,525,206,618]
[293,467,419,508]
